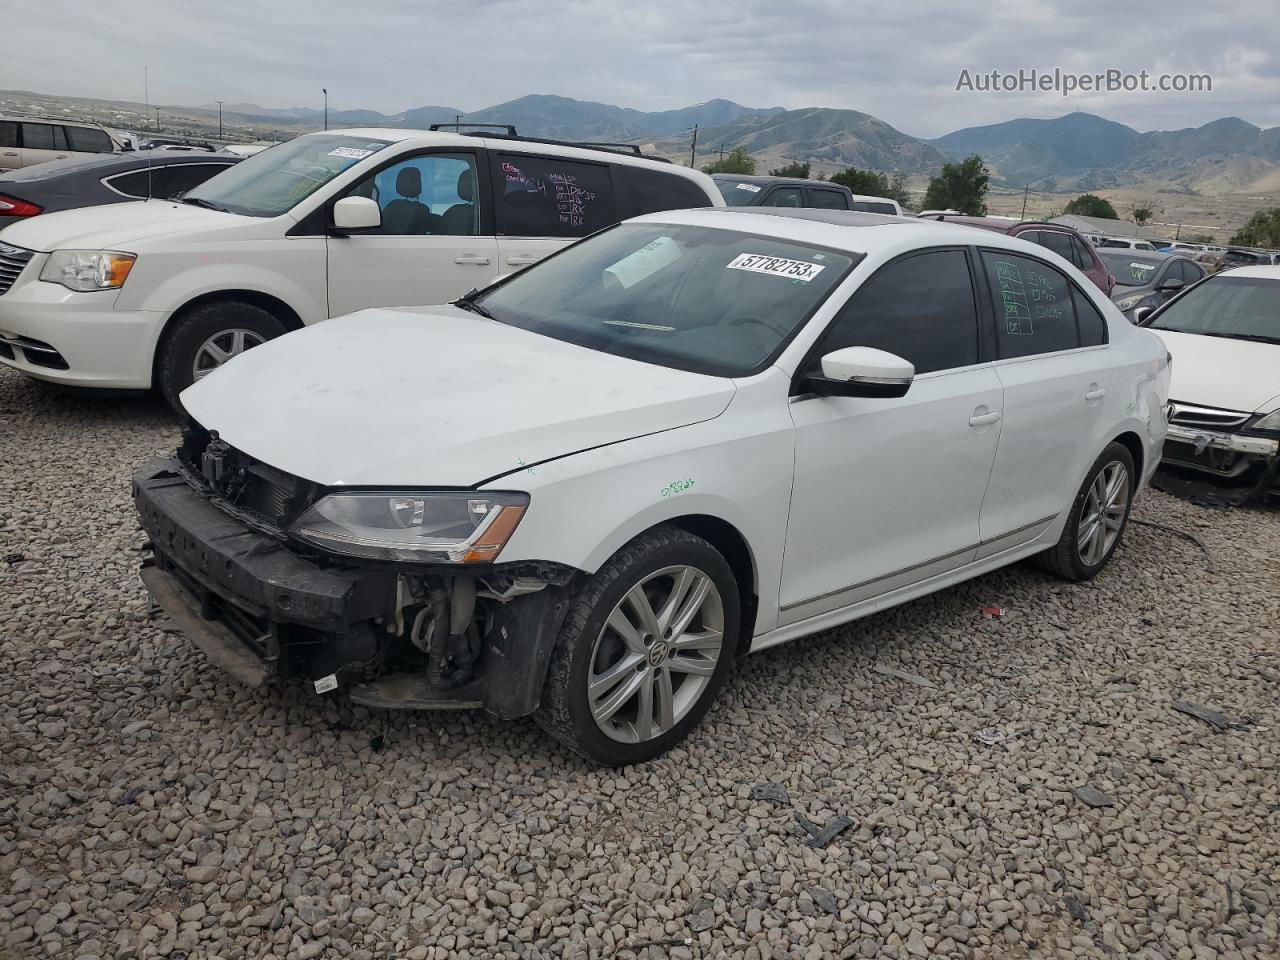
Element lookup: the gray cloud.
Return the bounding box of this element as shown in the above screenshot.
[5,0,1277,137]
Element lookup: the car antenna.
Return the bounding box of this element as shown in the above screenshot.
[143,66,154,202]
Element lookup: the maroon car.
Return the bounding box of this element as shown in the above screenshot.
[922,216,1116,295]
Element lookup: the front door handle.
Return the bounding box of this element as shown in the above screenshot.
[1085,386,1107,401]
[969,411,1002,427]
[506,254,541,266]
[454,255,492,265]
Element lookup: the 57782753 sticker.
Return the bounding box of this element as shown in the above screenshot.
[726,253,826,282]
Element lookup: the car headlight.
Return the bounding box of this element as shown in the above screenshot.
[1114,294,1147,312]
[291,491,529,563]
[39,250,136,292]
[1251,409,1280,434]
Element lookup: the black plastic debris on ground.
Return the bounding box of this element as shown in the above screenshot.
[1150,467,1269,509]
[750,783,789,805]
[1172,700,1231,731]
[795,812,854,848]
[3,552,24,564]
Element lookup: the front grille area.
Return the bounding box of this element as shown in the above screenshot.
[1167,401,1251,431]
[0,242,35,296]
[177,422,323,531]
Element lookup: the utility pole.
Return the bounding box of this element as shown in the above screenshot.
[719,144,725,162]
[455,113,462,126]
[153,107,161,133]
[689,125,698,168]
[323,88,328,130]
[216,100,223,140]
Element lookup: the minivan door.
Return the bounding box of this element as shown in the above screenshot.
[325,150,497,317]
[491,152,617,273]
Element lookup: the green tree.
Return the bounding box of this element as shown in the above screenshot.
[1230,208,1280,247]
[921,155,990,215]
[702,148,756,175]
[1131,205,1154,227]
[1063,194,1119,219]
[769,161,810,178]
[830,167,891,197]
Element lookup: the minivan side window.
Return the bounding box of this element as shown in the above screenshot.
[982,251,1082,358]
[347,153,481,236]
[624,167,712,217]
[809,189,849,210]
[21,123,61,150]
[0,122,17,149]
[495,154,614,238]
[64,126,113,153]
[813,249,980,375]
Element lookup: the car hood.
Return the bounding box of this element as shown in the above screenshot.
[182,305,737,487]
[0,199,261,252]
[1152,328,1280,413]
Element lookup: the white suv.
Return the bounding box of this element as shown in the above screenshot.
[0,128,721,406]
[0,115,126,172]
[134,208,1170,765]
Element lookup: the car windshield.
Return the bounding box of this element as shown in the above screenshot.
[183,134,391,217]
[714,180,766,206]
[475,223,858,376]
[1148,275,1280,343]
[1100,253,1165,286]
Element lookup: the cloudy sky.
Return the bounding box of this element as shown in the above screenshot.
[5,0,1277,137]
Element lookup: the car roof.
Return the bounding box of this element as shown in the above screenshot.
[711,174,843,189]
[630,206,1059,258]
[1218,264,1280,279]
[1098,249,1172,261]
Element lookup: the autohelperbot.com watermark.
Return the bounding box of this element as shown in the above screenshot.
[955,68,1212,96]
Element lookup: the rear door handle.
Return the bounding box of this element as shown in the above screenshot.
[453,255,492,265]
[506,254,541,266]
[969,411,1002,427]
[1085,387,1107,401]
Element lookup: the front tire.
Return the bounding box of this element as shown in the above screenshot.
[157,301,286,411]
[1033,441,1136,582]
[535,526,739,765]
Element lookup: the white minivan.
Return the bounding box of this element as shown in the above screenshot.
[0,128,722,406]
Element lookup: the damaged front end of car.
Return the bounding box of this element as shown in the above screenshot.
[1161,402,1280,502]
[133,424,578,717]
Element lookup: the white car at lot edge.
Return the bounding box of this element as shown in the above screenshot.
[1140,265,1280,498]
[0,128,720,407]
[133,209,1170,765]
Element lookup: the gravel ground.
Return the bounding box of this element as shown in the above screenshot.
[1,365,1278,960]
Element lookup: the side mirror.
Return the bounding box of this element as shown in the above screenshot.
[330,196,381,233]
[1157,277,1185,292]
[1132,306,1154,325]
[807,346,914,398]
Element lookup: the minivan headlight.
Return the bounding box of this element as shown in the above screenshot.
[291,491,529,563]
[40,250,136,292]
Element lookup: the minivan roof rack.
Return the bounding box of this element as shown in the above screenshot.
[428,125,671,163]
[0,111,113,129]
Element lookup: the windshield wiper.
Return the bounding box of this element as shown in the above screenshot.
[453,288,495,320]
[1154,328,1280,344]
[179,196,226,212]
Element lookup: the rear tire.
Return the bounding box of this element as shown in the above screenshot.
[157,301,285,412]
[535,526,739,766]
[1033,442,1136,582]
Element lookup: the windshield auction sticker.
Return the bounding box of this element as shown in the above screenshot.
[328,146,374,160]
[727,253,826,282]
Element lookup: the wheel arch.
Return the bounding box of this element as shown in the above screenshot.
[151,289,305,387]
[1109,430,1145,480]
[662,514,759,656]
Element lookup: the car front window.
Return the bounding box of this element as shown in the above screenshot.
[1148,275,1280,343]
[476,223,858,376]
[183,134,391,217]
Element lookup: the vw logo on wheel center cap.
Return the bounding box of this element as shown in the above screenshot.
[647,640,669,666]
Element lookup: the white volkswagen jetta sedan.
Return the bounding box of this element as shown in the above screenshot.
[134,209,1170,765]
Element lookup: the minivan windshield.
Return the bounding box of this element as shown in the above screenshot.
[1147,275,1280,344]
[475,223,858,376]
[183,134,391,217]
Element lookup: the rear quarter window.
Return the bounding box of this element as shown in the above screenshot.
[624,167,712,217]
[64,127,113,153]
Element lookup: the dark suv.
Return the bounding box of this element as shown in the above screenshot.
[712,175,901,214]
[922,215,1115,294]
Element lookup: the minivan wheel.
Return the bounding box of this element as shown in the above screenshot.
[157,301,286,411]
[1033,441,1136,582]
[535,526,739,766]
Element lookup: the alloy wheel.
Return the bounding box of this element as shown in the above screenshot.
[587,564,725,744]
[192,328,266,381]
[1077,460,1129,566]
